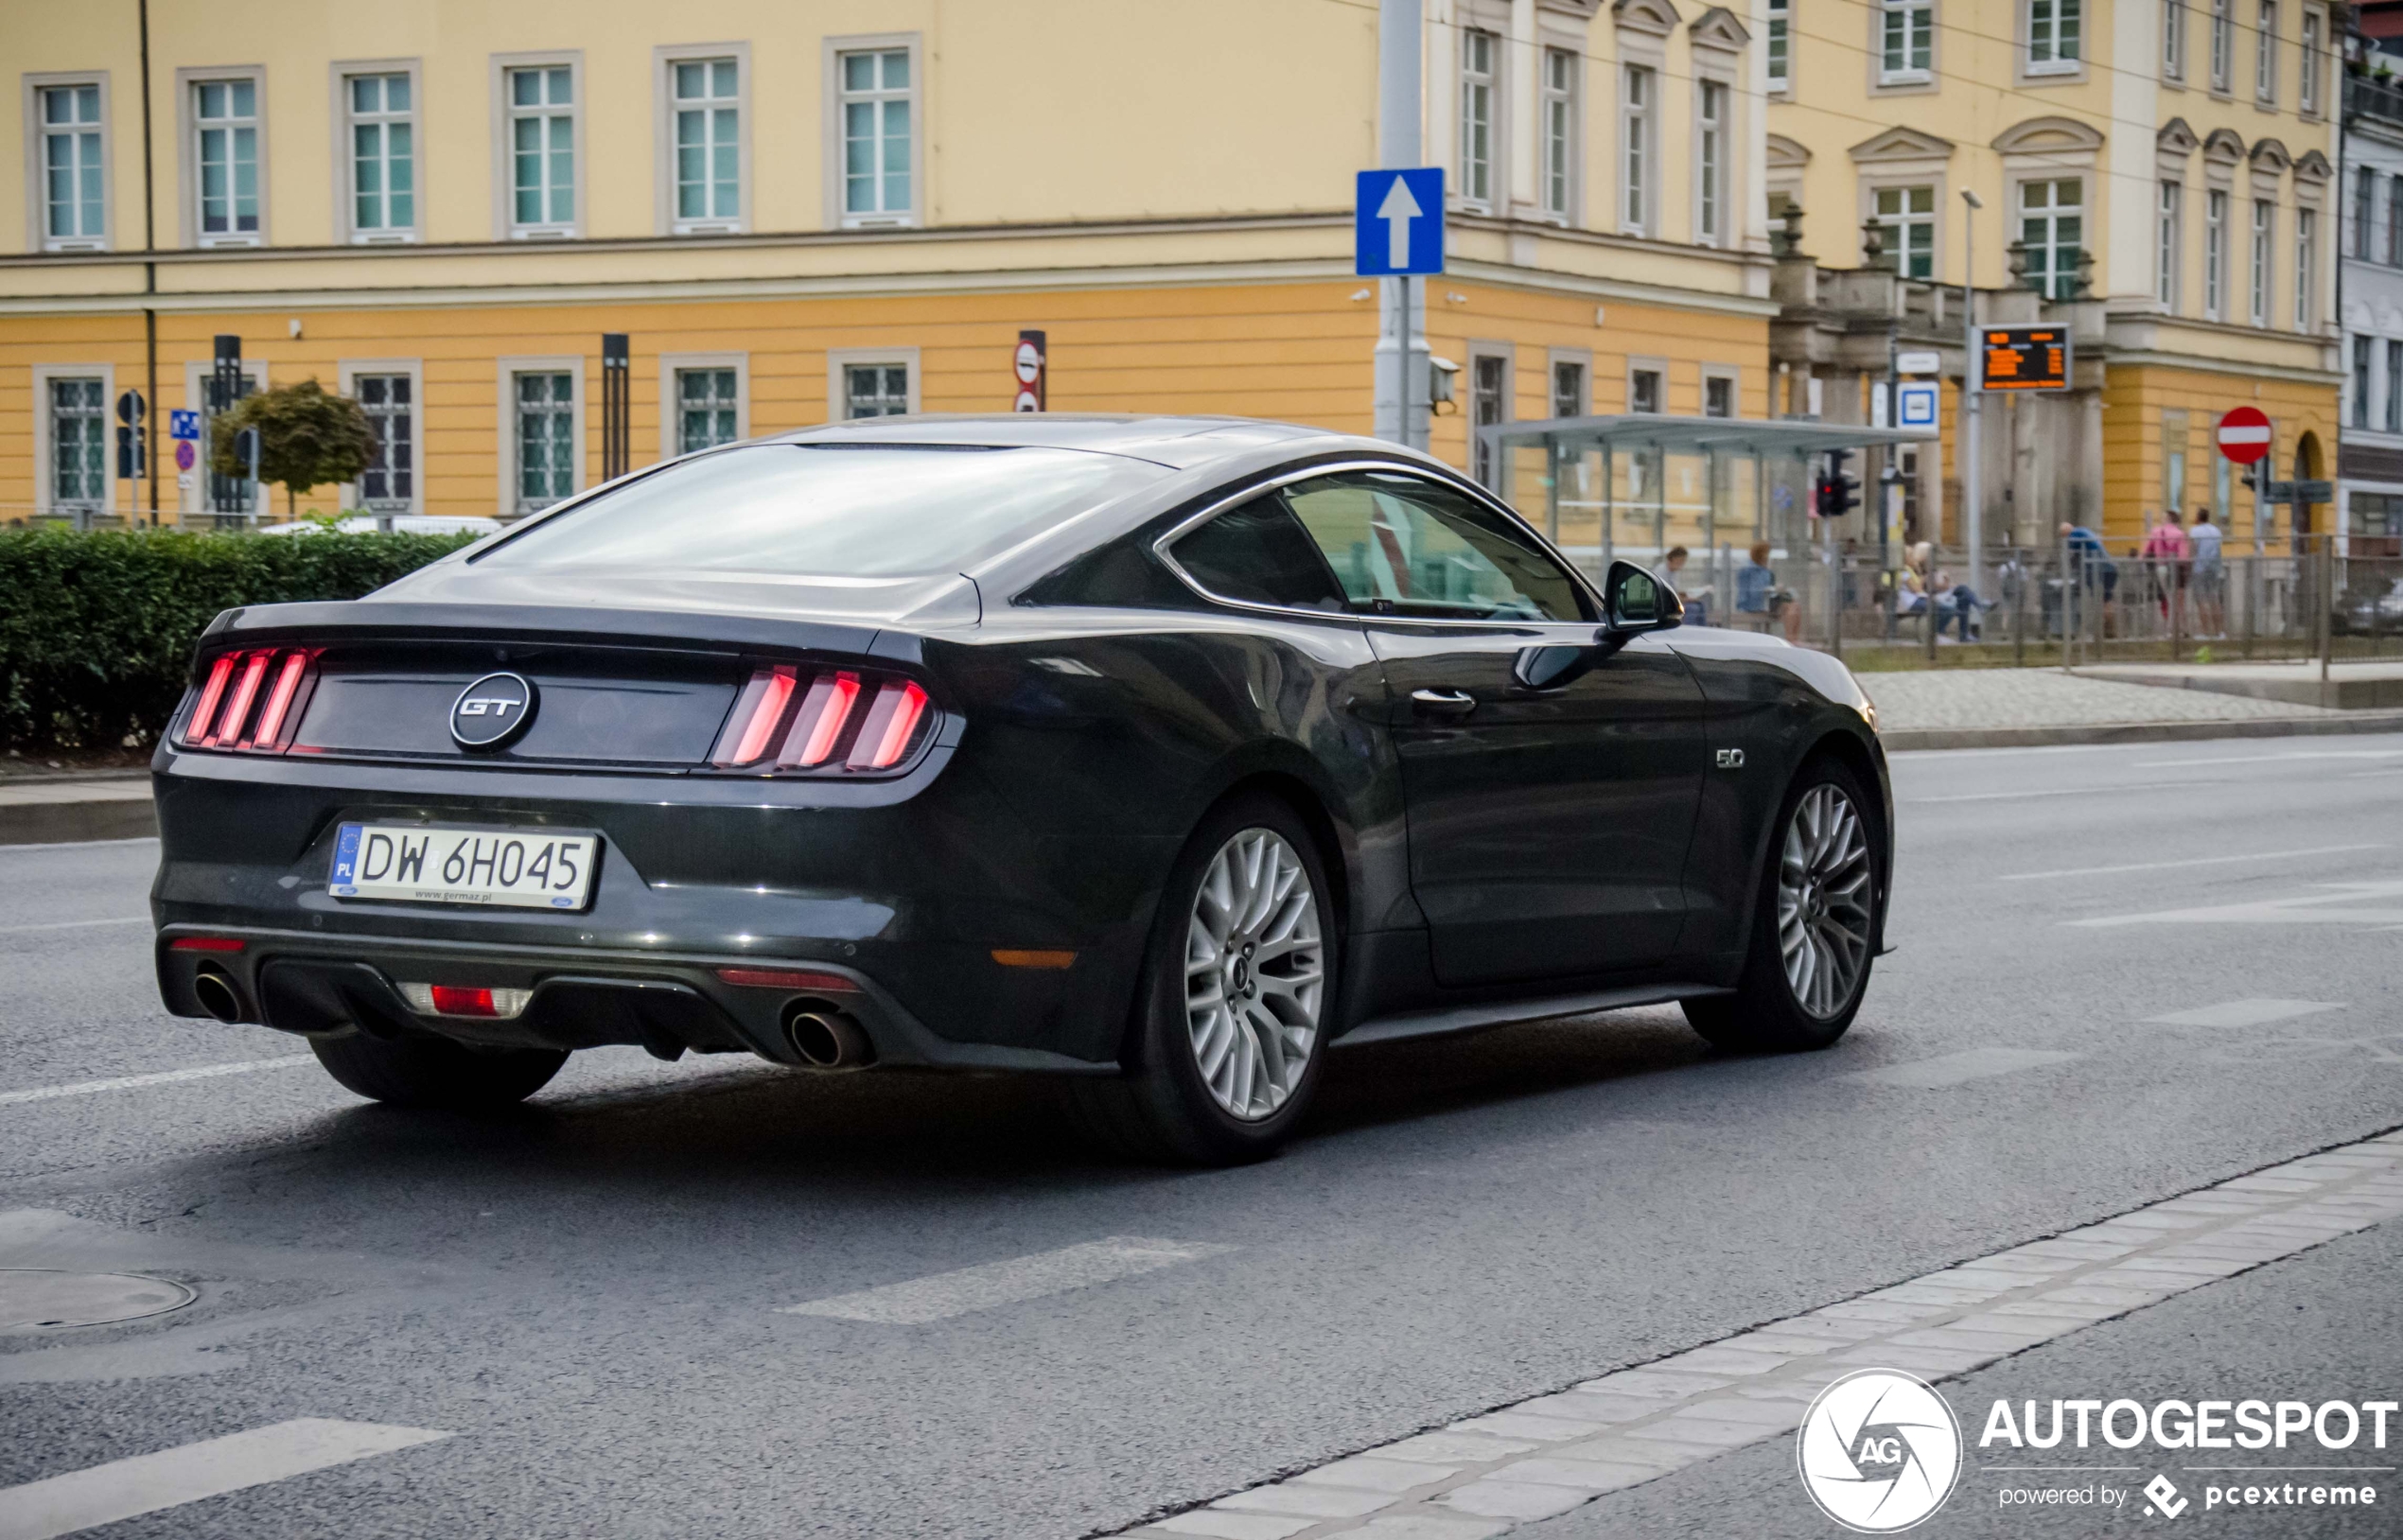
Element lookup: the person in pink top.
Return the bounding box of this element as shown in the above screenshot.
[2140,510,2192,629]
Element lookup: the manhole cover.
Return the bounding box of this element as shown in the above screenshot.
[0,1269,196,1331]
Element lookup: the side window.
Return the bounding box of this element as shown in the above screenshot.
[1283,471,1591,622]
[1167,494,1347,611]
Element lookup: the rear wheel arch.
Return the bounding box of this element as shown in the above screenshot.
[1205,770,1354,940]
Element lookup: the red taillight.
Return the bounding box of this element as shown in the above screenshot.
[714,966,859,992]
[168,936,245,953]
[848,681,930,771]
[713,665,798,767]
[427,986,500,1017]
[207,652,272,747]
[777,672,860,768]
[185,655,236,744]
[248,652,310,748]
[182,647,318,752]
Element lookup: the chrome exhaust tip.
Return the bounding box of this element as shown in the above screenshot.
[192,968,244,1024]
[781,1002,875,1070]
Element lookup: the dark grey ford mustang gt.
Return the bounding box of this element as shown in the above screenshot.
[152,414,1890,1163]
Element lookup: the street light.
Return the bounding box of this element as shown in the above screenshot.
[1962,189,1985,595]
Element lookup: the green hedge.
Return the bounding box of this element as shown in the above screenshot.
[0,527,477,752]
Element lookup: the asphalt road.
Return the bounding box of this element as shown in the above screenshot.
[2,731,2399,1539]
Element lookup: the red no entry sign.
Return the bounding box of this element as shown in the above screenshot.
[2217,406,2272,464]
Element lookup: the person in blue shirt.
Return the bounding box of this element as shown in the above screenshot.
[2058,519,2119,636]
[1735,541,1800,641]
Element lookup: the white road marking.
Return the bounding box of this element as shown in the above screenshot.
[2074,882,2403,930]
[1910,780,2224,804]
[1997,844,2385,883]
[780,1236,1237,1325]
[0,917,148,936]
[1842,1048,2081,1088]
[0,836,158,854]
[0,1056,315,1108]
[0,1417,450,1540]
[2133,750,2403,768]
[2145,999,2348,1028]
[1117,1134,2403,1540]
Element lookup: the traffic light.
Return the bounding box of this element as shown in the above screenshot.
[1815,449,1860,518]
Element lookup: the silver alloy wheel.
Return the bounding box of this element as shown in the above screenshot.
[1184,828,1324,1121]
[1776,782,1875,1020]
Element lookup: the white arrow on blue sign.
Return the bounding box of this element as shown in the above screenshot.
[1356,167,1445,277]
[169,409,201,441]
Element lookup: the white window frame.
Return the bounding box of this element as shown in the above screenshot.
[657,44,750,236]
[337,358,424,516]
[31,363,117,518]
[1871,183,1939,279]
[2209,0,2235,90]
[824,33,922,230]
[490,52,583,241]
[2204,186,2228,319]
[2255,1,2278,103]
[658,351,751,459]
[1767,0,1792,93]
[2017,177,2086,300]
[2027,0,2083,77]
[1468,342,1514,488]
[1695,77,1730,247]
[2163,0,2187,80]
[1626,358,1667,413]
[2293,204,2316,330]
[333,60,422,245]
[2353,334,2374,429]
[1539,45,1576,224]
[24,74,112,253]
[2355,164,2377,261]
[1548,347,1591,420]
[1701,365,1741,419]
[1459,27,1500,213]
[496,356,584,516]
[176,66,267,249]
[825,346,921,423]
[1879,0,1936,86]
[2250,198,2273,327]
[1621,63,1657,236]
[2157,181,2184,309]
[2386,339,2402,433]
[2298,7,2324,116]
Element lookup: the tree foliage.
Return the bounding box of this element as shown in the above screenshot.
[209,378,378,514]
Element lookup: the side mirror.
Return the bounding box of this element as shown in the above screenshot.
[1604,559,1683,634]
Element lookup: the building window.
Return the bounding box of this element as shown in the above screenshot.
[673,59,740,231]
[1471,354,1508,487]
[844,362,910,420]
[346,74,414,241]
[2390,174,2403,264]
[1876,184,1936,278]
[1881,0,1934,82]
[676,367,739,452]
[2356,166,2377,261]
[49,377,107,510]
[1629,367,1663,413]
[194,79,260,243]
[1705,375,1736,418]
[1768,0,1791,89]
[507,66,576,236]
[2163,0,2186,79]
[2029,0,2081,72]
[838,47,913,224]
[356,375,412,509]
[1696,80,1727,245]
[2354,335,2374,429]
[1461,29,1496,210]
[2299,8,2322,114]
[2209,0,2234,89]
[2205,188,2227,318]
[2255,1,2277,101]
[2250,199,2272,327]
[39,83,106,250]
[2158,182,2183,308]
[1540,47,1574,220]
[1552,359,1587,421]
[515,372,575,510]
[2387,340,2402,432]
[2163,410,2189,511]
[1622,65,1654,235]
[2020,179,2083,299]
[2294,206,2316,328]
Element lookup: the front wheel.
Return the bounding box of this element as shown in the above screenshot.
[1065,796,1335,1165]
[1684,758,1882,1053]
[311,1031,568,1111]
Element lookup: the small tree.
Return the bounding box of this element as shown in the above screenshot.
[209,379,378,518]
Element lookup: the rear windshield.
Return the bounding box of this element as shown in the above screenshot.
[474,444,1170,577]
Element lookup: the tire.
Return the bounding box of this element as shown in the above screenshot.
[1683,756,1883,1054]
[310,1031,568,1111]
[1065,795,1336,1165]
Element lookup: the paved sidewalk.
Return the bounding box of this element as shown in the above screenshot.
[1862,670,2342,733]
[0,773,152,846]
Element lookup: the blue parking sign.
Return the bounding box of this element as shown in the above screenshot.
[1898,382,1938,429]
[1356,168,1445,277]
[169,409,201,441]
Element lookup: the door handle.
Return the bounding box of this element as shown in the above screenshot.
[1411,688,1479,717]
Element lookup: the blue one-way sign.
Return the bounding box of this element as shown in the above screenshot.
[1356,167,1444,276]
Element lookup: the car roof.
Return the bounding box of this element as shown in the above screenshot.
[767,412,1350,470]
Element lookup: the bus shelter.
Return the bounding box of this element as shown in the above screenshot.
[1475,413,1938,585]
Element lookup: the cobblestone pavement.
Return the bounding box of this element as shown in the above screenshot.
[1857,669,2340,733]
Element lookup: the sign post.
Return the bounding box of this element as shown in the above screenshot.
[1358,166,1443,450]
[115,389,146,528]
[2218,406,2274,552]
[1012,331,1046,412]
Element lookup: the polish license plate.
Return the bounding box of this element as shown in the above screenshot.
[328,823,599,910]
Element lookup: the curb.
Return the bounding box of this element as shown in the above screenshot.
[1882,709,2403,753]
[0,777,157,848]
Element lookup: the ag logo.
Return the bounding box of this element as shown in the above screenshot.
[1797,1369,1962,1532]
[449,672,536,750]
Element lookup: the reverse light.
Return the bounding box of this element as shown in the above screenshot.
[711,665,933,776]
[399,983,533,1019]
[714,966,859,993]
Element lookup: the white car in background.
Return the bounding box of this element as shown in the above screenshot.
[258,516,503,537]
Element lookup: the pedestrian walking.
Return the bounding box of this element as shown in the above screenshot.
[2190,508,2226,637]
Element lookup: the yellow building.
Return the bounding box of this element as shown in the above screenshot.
[1764,0,2342,550]
[3,0,1777,534]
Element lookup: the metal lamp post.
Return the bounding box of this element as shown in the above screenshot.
[1962,189,1984,597]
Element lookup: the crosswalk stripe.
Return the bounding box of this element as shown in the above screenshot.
[0,1418,450,1540]
[781,1236,1237,1324]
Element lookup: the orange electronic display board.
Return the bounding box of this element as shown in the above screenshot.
[1978,325,2070,391]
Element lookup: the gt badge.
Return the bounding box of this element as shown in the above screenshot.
[450,672,537,751]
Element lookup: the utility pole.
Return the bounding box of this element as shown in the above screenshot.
[1961,189,1985,596]
[1375,0,1428,450]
